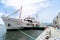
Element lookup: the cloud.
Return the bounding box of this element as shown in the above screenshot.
[1,0,49,19]
[39,12,54,23]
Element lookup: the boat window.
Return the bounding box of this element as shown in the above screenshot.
[27,20,32,23]
[24,19,33,23]
[24,19,27,21]
[36,24,39,26]
[8,24,11,27]
[32,24,34,26]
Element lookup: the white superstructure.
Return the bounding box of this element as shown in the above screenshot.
[1,15,40,30]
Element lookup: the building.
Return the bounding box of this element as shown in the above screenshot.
[53,12,60,27]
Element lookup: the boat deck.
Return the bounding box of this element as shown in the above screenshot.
[36,27,60,40]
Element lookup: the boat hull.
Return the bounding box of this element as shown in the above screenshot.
[1,16,26,30]
[1,16,46,30]
[7,27,45,31]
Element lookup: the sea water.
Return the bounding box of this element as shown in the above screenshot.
[0,24,43,40]
[0,24,6,40]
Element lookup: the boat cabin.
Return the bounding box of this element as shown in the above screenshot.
[24,17,35,23]
[23,16,40,27]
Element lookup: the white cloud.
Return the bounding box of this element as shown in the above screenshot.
[0,0,51,24]
[39,12,54,23]
[1,0,49,19]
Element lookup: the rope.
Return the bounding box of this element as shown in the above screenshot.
[19,30,36,40]
[7,8,20,17]
[12,27,36,40]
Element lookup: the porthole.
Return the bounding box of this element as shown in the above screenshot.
[8,24,11,27]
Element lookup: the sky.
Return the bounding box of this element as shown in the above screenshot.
[0,0,60,24]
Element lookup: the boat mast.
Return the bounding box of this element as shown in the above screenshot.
[36,13,38,21]
[19,6,22,20]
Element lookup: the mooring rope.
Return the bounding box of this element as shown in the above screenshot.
[12,27,36,40]
[18,30,36,40]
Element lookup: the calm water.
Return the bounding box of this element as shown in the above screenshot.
[0,24,43,40]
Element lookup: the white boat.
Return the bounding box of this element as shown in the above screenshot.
[1,7,40,30]
[36,27,60,40]
[2,16,40,30]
